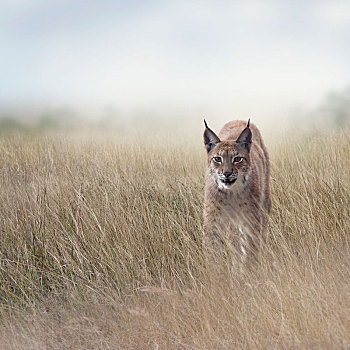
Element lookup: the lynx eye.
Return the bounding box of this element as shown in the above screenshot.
[213,156,222,164]
[233,156,243,163]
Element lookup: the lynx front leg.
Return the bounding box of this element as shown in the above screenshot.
[239,222,262,265]
[203,223,225,255]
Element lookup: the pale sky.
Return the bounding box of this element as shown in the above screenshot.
[1,0,350,123]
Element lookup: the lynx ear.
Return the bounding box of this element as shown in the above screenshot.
[236,119,252,152]
[204,120,220,153]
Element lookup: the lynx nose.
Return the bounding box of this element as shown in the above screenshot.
[223,171,232,178]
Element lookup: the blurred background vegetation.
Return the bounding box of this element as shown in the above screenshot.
[1,85,350,136]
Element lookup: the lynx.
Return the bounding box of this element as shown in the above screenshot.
[203,119,271,260]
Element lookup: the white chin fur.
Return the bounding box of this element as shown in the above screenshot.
[217,181,232,191]
[213,173,249,191]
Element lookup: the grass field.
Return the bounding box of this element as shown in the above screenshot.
[0,127,349,349]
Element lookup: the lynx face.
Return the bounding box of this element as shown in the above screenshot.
[208,142,250,190]
[204,120,252,191]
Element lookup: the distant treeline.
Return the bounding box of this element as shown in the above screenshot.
[319,87,350,127]
[0,107,158,134]
[1,87,350,134]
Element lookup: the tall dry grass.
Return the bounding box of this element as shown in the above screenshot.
[0,129,349,349]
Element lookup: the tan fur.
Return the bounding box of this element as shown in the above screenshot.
[203,120,271,260]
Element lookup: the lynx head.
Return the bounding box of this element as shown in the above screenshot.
[204,120,252,191]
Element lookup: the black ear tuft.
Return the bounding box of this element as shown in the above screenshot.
[203,121,220,153]
[236,122,252,152]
